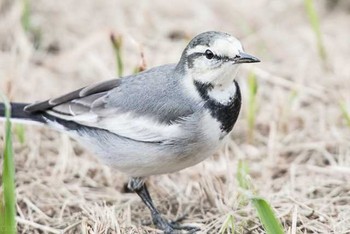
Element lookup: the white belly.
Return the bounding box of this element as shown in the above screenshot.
[73,111,227,177]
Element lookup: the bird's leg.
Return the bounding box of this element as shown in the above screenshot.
[128,177,173,232]
[128,177,200,233]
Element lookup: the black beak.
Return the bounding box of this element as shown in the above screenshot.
[235,51,260,64]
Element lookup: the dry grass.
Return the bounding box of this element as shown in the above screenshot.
[1,0,350,233]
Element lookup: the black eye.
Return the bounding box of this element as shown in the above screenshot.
[204,49,214,59]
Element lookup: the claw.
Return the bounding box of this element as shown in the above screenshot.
[128,178,200,233]
[153,213,200,233]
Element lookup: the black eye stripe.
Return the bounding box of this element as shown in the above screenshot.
[187,52,218,60]
[205,54,234,61]
[187,52,237,62]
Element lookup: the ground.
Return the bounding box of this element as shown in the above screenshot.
[0,0,350,233]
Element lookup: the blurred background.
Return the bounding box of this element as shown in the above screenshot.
[0,0,350,233]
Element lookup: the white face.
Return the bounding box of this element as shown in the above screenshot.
[185,36,244,85]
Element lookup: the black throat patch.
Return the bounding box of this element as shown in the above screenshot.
[194,80,242,133]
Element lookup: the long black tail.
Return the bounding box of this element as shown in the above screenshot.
[0,102,46,123]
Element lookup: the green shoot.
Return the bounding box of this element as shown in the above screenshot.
[219,214,235,234]
[110,33,124,77]
[14,124,25,144]
[339,102,350,128]
[0,95,17,234]
[288,89,298,104]
[247,71,258,142]
[20,0,42,49]
[237,160,251,190]
[21,0,31,33]
[303,0,328,63]
[251,197,284,234]
[237,160,284,234]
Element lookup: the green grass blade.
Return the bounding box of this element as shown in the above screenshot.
[14,124,25,144]
[0,96,17,234]
[21,0,31,32]
[247,71,258,141]
[20,0,42,49]
[251,197,284,234]
[219,214,235,234]
[236,160,250,190]
[339,102,350,128]
[237,161,284,234]
[110,33,124,77]
[303,0,327,62]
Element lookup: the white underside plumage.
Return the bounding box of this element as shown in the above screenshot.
[68,110,225,177]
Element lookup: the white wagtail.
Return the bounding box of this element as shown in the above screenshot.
[0,31,260,233]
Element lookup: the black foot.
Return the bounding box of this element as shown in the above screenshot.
[128,178,200,233]
[152,212,200,234]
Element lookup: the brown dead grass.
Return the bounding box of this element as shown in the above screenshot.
[1,0,350,233]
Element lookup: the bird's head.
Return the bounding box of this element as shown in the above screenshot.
[177,31,260,86]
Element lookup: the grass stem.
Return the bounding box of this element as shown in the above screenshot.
[339,102,350,128]
[303,0,328,67]
[247,71,258,142]
[110,33,124,77]
[0,95,17,234]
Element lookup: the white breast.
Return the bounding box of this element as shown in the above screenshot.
[207,81,237,105]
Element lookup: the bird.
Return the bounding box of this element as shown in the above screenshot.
[0,31,260,233]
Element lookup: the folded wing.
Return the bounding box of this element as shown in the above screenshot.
[24,77,186,144]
